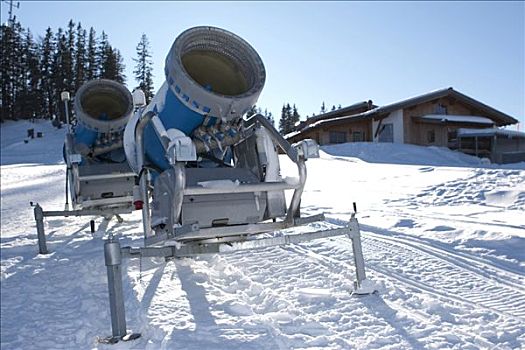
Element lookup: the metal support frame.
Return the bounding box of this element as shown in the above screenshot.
[31,202,133,254]
[104,214,370,340]
[36,109,373,341]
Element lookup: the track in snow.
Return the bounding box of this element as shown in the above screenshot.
[272,222,524,346]
[291,220,525,322]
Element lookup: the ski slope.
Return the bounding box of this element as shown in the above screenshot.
[1,120,524,349]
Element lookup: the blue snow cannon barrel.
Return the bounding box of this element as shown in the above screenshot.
[139,26,266,171]
[72,79,133,162]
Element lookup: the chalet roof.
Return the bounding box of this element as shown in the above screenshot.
[457,128,525,138]
[305,100,374,125]
[291,88,517,136]
[360,87,517,125]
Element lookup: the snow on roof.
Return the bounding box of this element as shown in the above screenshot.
[284,130,301,139]
[420,114,494,124]
[457,128,525,138]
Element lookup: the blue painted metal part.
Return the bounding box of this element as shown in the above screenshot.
[74,124,98,149]
[143,84,206,170]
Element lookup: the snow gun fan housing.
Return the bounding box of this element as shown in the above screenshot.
[73,79,133,162]
[125,26,266,172]
[64,79,136,210]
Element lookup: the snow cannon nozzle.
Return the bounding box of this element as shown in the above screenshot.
[164,26,266,120]
[74,79,133,134]
[124,26,266,172]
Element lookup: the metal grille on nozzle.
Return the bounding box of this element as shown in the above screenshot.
[74,79,133,133]
[176,27,265,98]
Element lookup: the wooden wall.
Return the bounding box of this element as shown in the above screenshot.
[404,97,495,147]
[288,120,372,145]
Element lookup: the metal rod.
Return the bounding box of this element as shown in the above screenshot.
[34,204,48,254]
[123,225,353,259]
[135,111,155,238]
[104,238,127,339]
[175,221,290,241]
[64,97,71,134]
[41,207,132,218]
[174,213,325,242]
[285,159,307,223]
[348,218,367,287]
[246,114,298,162]
[171,163,185,229]
[65,166,70,209]
[77,172,136,182]
[183,181,299,196]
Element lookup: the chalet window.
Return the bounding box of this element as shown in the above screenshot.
[378,123,393,143]
[448,130,457,142]
[427,130,436,143]
[434,104,448,115]
[352,131,363,142]
[329,131,347,144]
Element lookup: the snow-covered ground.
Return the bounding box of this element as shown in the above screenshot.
[1,120,524,349]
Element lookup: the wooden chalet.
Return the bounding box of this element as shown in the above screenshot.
[286,87,523,163]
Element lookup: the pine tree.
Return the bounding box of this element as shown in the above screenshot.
[1,19,128,122]
[10,20,25,119]
[279,105,287,134]
[263,108,274,126]
[113,48,126,83]
[279,103,294,134]
[133,33,154,102]
[39,27,55,119]
[20,29,42,119]
[74,23,86,92]
[64,19,75,92]
[100,45,126,83]
[52,27,68,123]
[97,31,109,79]
[320,101,326,114]
[291,104,300,128]
[0,23,15,121]
[85,27,97,80]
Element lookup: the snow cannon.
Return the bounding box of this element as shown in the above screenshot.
[125,25,347,244]
[72,79,133,162]
[32,26,376,344]
[63,79,135,210]
[125,26,266,172]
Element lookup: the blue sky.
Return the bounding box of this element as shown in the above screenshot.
[2,1,524,127]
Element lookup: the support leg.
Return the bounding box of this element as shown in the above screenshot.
[104,238,127,340]
[103,238,141,343]
[348,216,376,295]
[350,218,367,288]
[34,204,48,254]
[115,214,124,223]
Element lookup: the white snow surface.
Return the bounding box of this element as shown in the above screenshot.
[457,128,525,138]
[1,120,524,349]
[420,115,494,125]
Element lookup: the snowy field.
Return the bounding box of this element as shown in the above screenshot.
[1,120,524,349]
